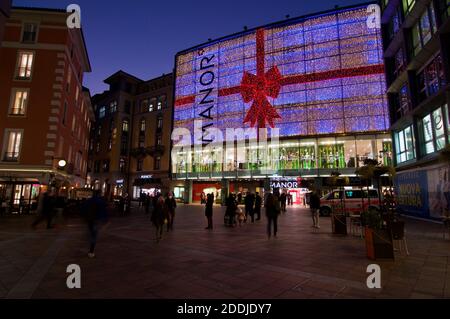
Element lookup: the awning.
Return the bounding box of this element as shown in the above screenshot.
[133,178,162,187]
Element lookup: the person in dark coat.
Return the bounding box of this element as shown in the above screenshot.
[265,193,281,238]
[205,193,214,229]
[32,190,56,229]
[165,192,177,232]
[245,192,255,223]
[254,192,262,221]
[151,195,165,242]
[225,194,237,227]
[82,190,108,258]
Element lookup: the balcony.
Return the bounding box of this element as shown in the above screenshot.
[130,147,147,158]
[146,145,165,157]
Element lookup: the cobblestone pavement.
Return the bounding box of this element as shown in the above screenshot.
[0,204,449,299]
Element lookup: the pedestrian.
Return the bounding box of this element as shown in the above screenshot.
[280,192,287,213]
[244,192,255,223]
[151,195,165,242]
[32,189,56,229]
[237,205,245,226]
[237,192,242,205]
[200,192,206,205]
[165,192,177,231]
[205,193,214,229]
[225,194,237,227]
[82,190,108,258]
[144,194,151,215]
[254,192,262,221]
[265,193,280,238]
[310,191,321,229]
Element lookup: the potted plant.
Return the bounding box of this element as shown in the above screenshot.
[361,207,394,260]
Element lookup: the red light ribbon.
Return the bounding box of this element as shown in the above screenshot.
[241,29,282,129]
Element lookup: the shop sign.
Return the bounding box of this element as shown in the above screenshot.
[270,179,299,189]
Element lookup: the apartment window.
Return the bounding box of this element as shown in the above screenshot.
[96,142,100,153]
[157,116,163,130]
[154,157,161,170]
[398,84,411,118]
[22,23,38,43]
[441,0,450,19]
[94,161,100,173]
[156,135,162,146]
[395,126,416,163]
[140,119,146,132]
[122,120,129,133]
[417,55,446,103]
[149,98,156,112]
[16,51,34,79]
[420,106,447,155]
[103,160,110,173]
[71,116,76,133]
[66,67,72,93]
[97,125,102,137]
[120,158,126,173]
[98,106,106,119]
[141,99,149,113]
[62,102,68,125]
[110,101,117,113]
[108,138,112,151]
[9,89,29,116]
[124,101,131,114]
[2,130,23,162]
[137,159,143,172]
[402,0,416,15]
[412,4,437,56]
[394,48,406,78]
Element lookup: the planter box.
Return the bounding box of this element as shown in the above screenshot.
[365,227,394,260]
[332,214,347,235]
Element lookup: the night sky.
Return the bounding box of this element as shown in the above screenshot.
[13,0,368,94]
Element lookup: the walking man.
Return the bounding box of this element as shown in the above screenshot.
[265,193,280,238]
[205,193,214,229]
[254,192,262,221]
[82,190,108,258]
[310,191,321,229]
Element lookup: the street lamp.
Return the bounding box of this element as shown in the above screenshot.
[58,159,67,169]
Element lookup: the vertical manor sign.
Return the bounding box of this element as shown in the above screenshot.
[196,49,218,145]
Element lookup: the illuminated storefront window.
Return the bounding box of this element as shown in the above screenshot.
[420,106,447,155]
[395,126,416,163]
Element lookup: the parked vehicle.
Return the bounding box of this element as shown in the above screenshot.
[319,189,381,217]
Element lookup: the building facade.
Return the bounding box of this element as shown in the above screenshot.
[0,7,93,213]
[173,4,393,204]
[88,72,174,200]
[381,0,450,220]
[0,0,11,45]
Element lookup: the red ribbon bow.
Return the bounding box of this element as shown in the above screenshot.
[241,66,282,128]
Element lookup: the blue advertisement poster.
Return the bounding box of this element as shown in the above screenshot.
[395,170,429,218]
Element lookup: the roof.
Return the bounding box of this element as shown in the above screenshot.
[104,70,144,84]
[176,1,376,56]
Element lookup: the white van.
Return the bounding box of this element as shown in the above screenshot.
[319,189,381,216]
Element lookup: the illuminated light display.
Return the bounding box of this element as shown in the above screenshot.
[174,5,388,139]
